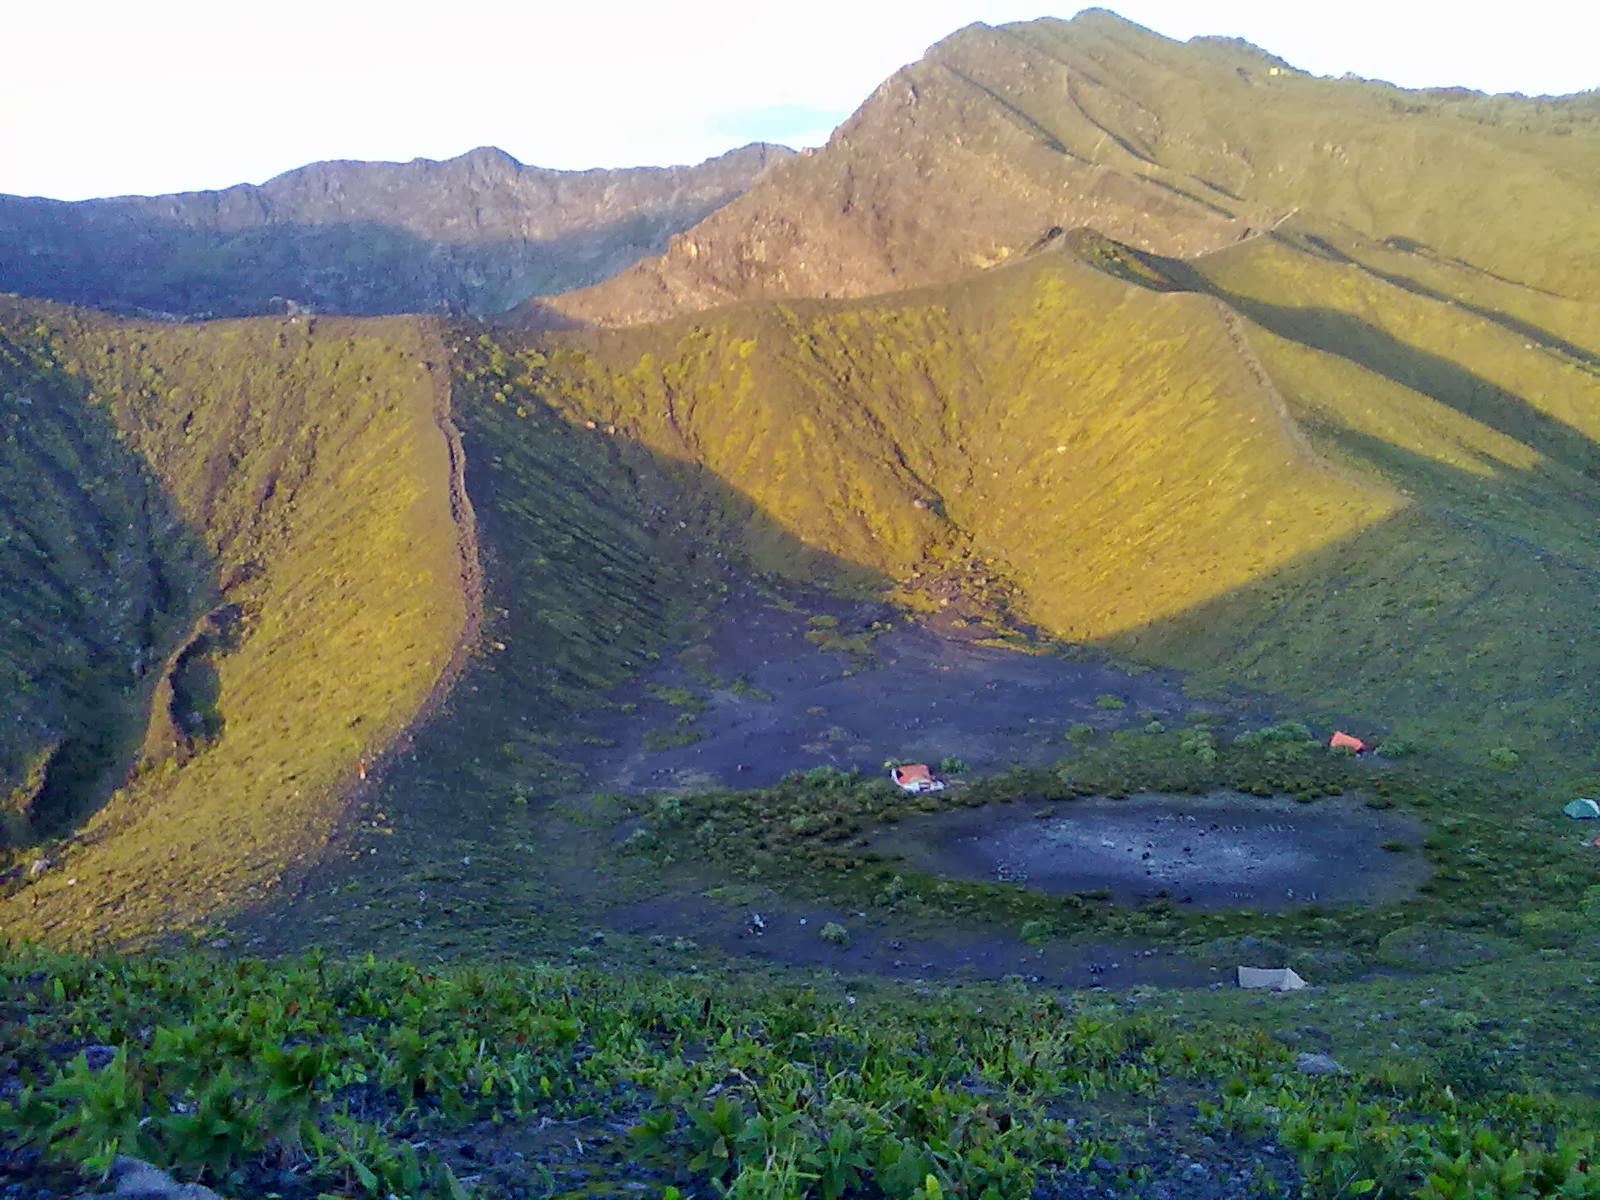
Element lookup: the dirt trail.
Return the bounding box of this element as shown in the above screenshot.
[335,319,483,795]
[414,317,485,718]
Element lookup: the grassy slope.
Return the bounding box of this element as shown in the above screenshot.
[1121,226,1600,770]
[505,245,1595,771]
[0,306,466,945]
[236,336,865,957]
[539,258,1398,631]
[1006,13,1600,298]
[6,942,1597,1200]
[0,316,210,842]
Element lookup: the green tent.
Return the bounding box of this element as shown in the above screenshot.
[1563,798,1600,819]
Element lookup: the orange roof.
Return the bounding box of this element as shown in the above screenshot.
[893,763,934,783]
[1329,731,1366,752]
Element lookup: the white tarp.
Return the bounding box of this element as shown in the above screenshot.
[1237,966,1308,991]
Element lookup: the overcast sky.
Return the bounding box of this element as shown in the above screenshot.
[4,0,1595,201]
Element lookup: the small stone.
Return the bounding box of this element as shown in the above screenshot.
[1295,1052,1345,1076]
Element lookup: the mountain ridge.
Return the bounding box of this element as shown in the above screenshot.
[0,142,790,318]
[540,10,1600,327]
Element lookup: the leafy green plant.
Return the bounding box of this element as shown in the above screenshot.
[819,922,851,946]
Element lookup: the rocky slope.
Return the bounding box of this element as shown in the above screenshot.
[0,143,789,318]
[543,10,1600,326]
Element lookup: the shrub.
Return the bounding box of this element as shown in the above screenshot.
[1179,728,1218,763]
[643,727,705,751]
[621,828,661,856]
[1519,908,1587,949]
[1487,746,1520,769]
[1064,723,1096,743]
[1377,923,1514,969]
[1094,694,1126,710]
[819,922,850,946]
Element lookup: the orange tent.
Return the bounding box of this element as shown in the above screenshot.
[1329,731,1367,753]
[890,763,946,793]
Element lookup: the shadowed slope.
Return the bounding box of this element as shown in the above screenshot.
[5,195,1596,944]
[546,10,1600,327]
[1078,223,1600,765]
[0,307,469,945]
[523,255,1398,636]
[0,144,790,318]
[0,319,211,844]
[510,234,1597,767]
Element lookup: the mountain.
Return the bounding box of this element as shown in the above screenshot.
[542,10,1600,326]
[0,9,1595,955]
[3,14,1600,1195]
[0,142,789,318]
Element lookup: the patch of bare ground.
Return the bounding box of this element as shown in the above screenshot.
[569,584,1268,790]
[870,791,1428,911]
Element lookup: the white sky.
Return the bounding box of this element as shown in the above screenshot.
[3,1,1595,201]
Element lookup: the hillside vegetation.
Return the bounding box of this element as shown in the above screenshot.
[485,234,1599,770]
[3,942,1599,1200]
[0,10,1597,1195]
[0,319,210,844]
[0,304,468,945]
[547,9,1600,326]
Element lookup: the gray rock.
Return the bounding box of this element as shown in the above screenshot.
[74,1156,221,1200]
[1294,1052,1345,1076]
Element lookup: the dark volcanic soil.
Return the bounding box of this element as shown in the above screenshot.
[572,585,1266,790]
[869,791,1428,910]
[606,891,1219,990]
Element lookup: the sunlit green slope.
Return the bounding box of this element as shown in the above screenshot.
[0,305,468,944]
[0,318,210,844]
[504,238,1599,769]
[550,9,1600,326]
[5,196,1596,946]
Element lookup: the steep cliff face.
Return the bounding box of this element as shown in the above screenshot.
[543,11,1600,326]
[0,143,790,317]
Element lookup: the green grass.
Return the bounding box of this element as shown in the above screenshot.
[551,9,1599,335]
[1,937,1596,1199]
[0,318,210,844]
[0,304,466,945]
[484,237,1598,773]
[619,722,1591,955]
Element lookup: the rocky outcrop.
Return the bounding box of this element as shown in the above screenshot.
[543,10,1600,326]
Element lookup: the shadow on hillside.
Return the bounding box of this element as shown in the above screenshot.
[373,384,891,815]
[1317,424,1600,568]
[1099,502,1599,766]
[1210,289,1599,478]
[228,384,903,949]
[0,201,702,320]
[0,328,214,852]
[1264,231,1600,370]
